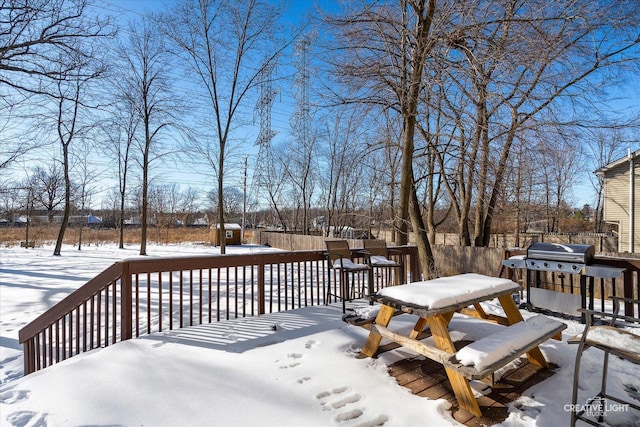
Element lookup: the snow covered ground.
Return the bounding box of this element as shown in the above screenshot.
[1,243,639,426]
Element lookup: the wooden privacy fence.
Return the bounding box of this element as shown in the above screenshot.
[19,246,419,375]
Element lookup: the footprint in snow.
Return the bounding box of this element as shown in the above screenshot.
[317,386,351,410]
[6,411,48,427]
[277,352,303,369]
[0,390,31,405]
[335,409,364,422]
[316,386,388,425]
[305,340,320,349]
[357,414,390,427]
[624,383,640,402]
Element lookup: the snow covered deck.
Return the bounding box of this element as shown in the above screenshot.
[155,301,565,425]
[112,299,564,425]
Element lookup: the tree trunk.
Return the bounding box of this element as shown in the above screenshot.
[409,182,435,278]
[119,192,125,249]
[396,114,414,246]
[218,147,226,254]
[140,121,150,256]
[53,144,71,256]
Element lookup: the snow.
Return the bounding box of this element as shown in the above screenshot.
[377,273,519,309]
[585,326,640,355]
[369,256,398,266]
[332,258,368,269]
[455,315,564,371]
[1,243,640,426]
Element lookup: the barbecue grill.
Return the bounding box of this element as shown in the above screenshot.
[525,242,595,274]
[501,242,625,323]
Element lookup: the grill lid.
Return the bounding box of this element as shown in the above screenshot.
[526,242,595,264]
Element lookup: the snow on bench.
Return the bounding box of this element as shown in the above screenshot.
[452,314,566,380]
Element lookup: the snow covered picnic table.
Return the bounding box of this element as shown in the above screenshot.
[353,273,566,418]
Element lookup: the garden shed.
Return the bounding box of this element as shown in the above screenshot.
[210,223,242,246]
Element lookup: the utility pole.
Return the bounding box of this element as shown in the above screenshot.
[630,149,635,253]
[242,156,248,244]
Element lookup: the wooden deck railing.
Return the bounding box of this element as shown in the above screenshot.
[19,246,419,375]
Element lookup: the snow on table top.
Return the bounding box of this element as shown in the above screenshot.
[377,273,519,310]
[455,314,562,371]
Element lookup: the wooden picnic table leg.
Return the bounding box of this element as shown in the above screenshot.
[472,303,488,319]
[360,305,396,358]
[427,312,482,417]
[498,294,549,369]
[409,318,428,339]
[409,310,453,339]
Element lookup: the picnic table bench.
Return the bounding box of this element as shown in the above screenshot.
[351,273,566,417]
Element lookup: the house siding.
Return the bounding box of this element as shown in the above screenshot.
[602,158,640,253]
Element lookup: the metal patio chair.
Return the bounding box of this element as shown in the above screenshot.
[362,239,404,289]
[570,296,640,426]
[325,240,372,313]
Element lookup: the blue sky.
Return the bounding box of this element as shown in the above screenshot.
[7,0,637,212]
[89,0,329,209]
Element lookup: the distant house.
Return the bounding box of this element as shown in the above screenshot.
[70,215,102,227]
[596,149,640,253]
[210,223,242,246]
[123,216,141,227]
[326,225,355,239]
[189,216,209,228]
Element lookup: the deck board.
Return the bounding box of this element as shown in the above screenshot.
[386,340,557,425]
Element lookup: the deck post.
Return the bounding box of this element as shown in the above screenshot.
[23,339,35,375]
[120,261,133,341]
[624,269,634,317]
[258,262,266,315]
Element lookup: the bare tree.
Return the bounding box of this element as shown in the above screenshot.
[285,126,318,234]
[30,164,65,222]
[149,183,200,232]
[0,181,24,222]
[588,128,634,232]
[535,132,582,232]
[0,111,45,171]
[367,111,403,242]
[116,18,179,256]
[208,186,244,222]
[73,139,100,250]
[0,0,112,170]
[0,0,110,91]
[51,54,105,256]
[160,0,292,253]
[326,0,438,276]
[253,140,290,232]
[437,0,640,246]
[100,100,139,249]
[318,106,368,237]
